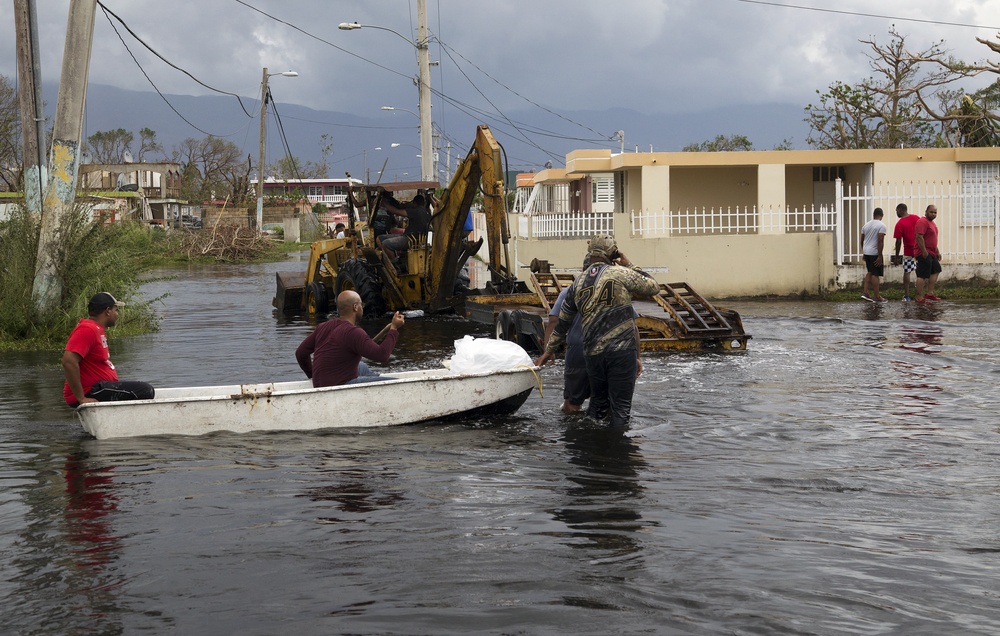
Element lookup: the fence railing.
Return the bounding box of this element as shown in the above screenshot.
[520,212,615,238]
[840,179,999,264]
[513,178,1000,265]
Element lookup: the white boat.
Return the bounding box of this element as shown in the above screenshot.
[75,366,540,439]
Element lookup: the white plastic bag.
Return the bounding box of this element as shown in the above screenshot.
[448,335,532,375]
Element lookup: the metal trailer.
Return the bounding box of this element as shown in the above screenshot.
[464,261,750,354]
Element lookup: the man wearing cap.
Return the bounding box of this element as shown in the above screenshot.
[62,292,155,407]
[535,235,659,428]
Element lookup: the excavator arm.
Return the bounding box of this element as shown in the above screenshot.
[426,125,514,310]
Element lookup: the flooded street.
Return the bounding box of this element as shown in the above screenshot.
[2,258,999,634]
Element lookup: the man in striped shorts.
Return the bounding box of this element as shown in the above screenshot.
[892,203,919,302]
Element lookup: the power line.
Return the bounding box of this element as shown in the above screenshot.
[731,0,1000,31]
[234,0,410,80]
[435,39,617,142]
[99,4,224,137]
[97,1,255,117]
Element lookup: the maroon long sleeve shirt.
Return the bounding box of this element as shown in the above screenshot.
[295,318,400,387]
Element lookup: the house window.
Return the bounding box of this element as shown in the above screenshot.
[592,175,613,204]
[308,186,323,198]
[961,162,999,226]
[812,166,846,182]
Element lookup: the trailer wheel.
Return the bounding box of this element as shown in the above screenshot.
[306,282,329,314]
[494,310,512,340]
[508,309,533,351]
[335,258,386,320]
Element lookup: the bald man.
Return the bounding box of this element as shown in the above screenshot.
[295,290,405,387]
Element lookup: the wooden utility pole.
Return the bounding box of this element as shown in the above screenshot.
[417,0,433,183]
[32,0,97,315]
[13,0,46,214]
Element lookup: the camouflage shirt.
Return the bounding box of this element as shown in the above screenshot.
[545,262,659,357]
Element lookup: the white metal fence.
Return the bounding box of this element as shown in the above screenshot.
[518,212,615,238]
[514,178,1000,264]
[630,205,836,236]
[839,179,999,264]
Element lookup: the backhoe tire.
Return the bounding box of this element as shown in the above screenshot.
[335,258,386,320]
[495,310,512,341]
[306,282,329,314]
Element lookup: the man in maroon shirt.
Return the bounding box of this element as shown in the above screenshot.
[295,290,405,387]
[914,204,942,304]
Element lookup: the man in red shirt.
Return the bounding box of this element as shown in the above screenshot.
[892,203,919,301]
[62,292,155,407]
[914,204,942,303]
[296,290,405,387]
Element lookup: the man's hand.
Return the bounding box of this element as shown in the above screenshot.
[615,251,632,267]
[390,311,405,330]
[534,351,555,367]
[636,358,643,378]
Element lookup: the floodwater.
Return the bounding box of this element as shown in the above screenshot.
[2,259,999,635]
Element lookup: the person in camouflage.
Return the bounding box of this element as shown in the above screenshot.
[535,234,659,428]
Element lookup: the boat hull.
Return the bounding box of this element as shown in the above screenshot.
[75,367,539,439]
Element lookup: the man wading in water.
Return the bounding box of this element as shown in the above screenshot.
[535,234,658,429]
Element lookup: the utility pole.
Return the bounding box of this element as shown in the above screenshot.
[32,0,97,316]
[13,0,46,214]
[257,67,268,230]
[256,68,297,229]
[417,0,433,183]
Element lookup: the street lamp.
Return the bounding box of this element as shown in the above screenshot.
[257,68,298,230]
[381,105,418,118]
[339,2,434,183]
[364,147,382,183]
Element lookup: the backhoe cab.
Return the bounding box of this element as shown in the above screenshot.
[274,125,526,319]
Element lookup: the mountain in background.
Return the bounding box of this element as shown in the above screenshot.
[44,82,813,177]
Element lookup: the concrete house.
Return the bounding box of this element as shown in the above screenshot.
[512,147,1000,297]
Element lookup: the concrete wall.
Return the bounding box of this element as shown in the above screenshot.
[512,215,837,298]
[670,166,757,210]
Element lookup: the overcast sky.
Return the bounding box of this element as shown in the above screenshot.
[2,0,999,168]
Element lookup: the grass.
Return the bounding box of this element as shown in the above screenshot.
[0,206,309,351]
[823,282,1000,302]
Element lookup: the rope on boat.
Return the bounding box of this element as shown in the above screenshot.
[515,364,543,398]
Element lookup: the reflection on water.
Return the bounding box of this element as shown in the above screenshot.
[3,264,1000,633]
[550,423,647,559]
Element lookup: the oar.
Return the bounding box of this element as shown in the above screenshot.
[373,323,391,343]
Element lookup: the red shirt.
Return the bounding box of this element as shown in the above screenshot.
[893,214,919,256]
[63,319,119,405]
[295,318,400,387]
[914,217,939,257]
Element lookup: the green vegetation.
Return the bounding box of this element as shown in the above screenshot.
[0,205,160,350]
[0,204,302,350]
[823,281,1000,302]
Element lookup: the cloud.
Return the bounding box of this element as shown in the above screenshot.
[2,0,998,163]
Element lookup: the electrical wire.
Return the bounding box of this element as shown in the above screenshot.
[99,4,224,137]
[730,0,1000,31]
[435,39,617,142]
[234,0,410,80]
[97,1,255,118]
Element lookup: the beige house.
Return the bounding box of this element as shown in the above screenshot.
[510,147,1000,297]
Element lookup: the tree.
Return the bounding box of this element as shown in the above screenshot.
[805,28,956,149]
[908,36,1000,146]
[0,74,22,191]
[683,134,754,152]
[85,128,134,163]
[269,155,329,180]
[137,127,163,162]
[172,136,248,204]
